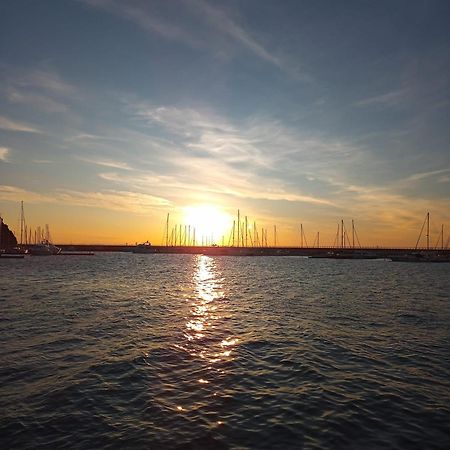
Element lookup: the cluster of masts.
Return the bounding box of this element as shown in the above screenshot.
[161,210,449,250]
[6,202,449,250]
[163,210,279,248]
[162,210,366,248]
[414,212,448,251]
[18,201,54,246]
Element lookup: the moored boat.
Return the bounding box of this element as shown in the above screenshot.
[28,240,61,256]
[309,250,379,259]
[390,252,450,263]
[133,241,157,254]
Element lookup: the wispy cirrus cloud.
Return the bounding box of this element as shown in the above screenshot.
[81,0,202,47]
[403,167,450,182]
[0,185,50,203]
[0,184,171,213]
[1,66,76,115]
[185,0,282,68]
[0,115,40,133]
[56,189,171,212]
[0,147,10,161]
[13,68,76,95]
[65,133,127,143]
[75,155,133,171]
[32,159,54,164]
[354,88,410,108]
[95,100,350,206]
[81,0,303,76]
[130,100,361,171]
[7,89,68,113]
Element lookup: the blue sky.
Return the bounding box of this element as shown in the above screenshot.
[1,0,450,245]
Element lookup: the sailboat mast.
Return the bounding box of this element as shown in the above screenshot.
[237,210,240,248]
[426,212,430,250]
[300,224,303,248]
[20,201,24,246]
[245,216,248,247]
[165,213,169,246]
[352,219,355,248]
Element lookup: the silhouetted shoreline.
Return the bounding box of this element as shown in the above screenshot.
[40,244,450,259]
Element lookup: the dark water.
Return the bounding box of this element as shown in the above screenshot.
[1,253,449,449]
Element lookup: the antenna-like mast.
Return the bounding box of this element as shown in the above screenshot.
[20,201,24,246]
[352,219,355,248]
[165,213,170,246]
[237,210,240,247]
[245,216,248,247]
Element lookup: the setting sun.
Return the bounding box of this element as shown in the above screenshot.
[183,205,232,244]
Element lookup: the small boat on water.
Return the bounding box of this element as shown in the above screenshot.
[309,251,379,260]
[133,241,157,254]
[28,240,61,256]
[390,252,450,263]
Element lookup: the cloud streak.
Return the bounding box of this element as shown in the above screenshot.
[403,167,450,182]
[185,0,282,68]
[94,100,353,207]
[0,184,171,214]
[81,0,300,75]
[0,147,9,161]
[354,88,410,108]
[0,115,40,133]
[75,156,133,171]
[81,0,202,47]
[14,68,76,95]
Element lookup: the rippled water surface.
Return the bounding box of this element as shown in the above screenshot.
[1,253,450,449]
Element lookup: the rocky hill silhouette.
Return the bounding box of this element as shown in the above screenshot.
[0,219,18,249]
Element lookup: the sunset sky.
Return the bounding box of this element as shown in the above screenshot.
[1,0,450,246]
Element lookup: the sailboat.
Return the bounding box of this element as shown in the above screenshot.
[390,213,450,262]
[28,239,61,256]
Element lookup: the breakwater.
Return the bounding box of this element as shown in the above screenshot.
[52,244,450,258]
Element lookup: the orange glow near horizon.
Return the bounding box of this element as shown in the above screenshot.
[1,200,449,248]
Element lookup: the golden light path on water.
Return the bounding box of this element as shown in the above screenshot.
[174,255,238,421]
[187,255,237,361]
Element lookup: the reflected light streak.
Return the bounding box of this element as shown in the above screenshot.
[183,255,239,363]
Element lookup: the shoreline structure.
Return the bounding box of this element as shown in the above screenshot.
[34,244,450,259]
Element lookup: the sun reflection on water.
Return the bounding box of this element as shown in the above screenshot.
[173,255,239,421]
[182,255,238,363]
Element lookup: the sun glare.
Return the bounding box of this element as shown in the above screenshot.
[183,205,232,244]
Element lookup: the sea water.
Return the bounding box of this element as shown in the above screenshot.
[1,253,449,449]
